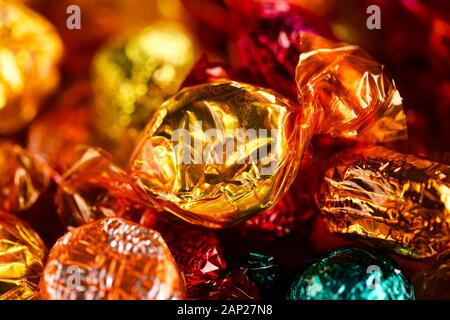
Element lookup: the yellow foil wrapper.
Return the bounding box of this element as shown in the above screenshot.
[0,1,63,134]
[296,32,407,143]
[128,80,310,228]
[0,212,47,300]
[92,21,198,161]
[317,145,450,260]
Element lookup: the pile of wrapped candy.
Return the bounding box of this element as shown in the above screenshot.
[1,0,449,300]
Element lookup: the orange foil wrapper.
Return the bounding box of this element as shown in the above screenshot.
[40,217,185,300]
[128,80,312,228]
[317,145,450,259]
[55,147,153,229]
[0,212,47,300]
[296,32,408,143]
[0,142,53,213]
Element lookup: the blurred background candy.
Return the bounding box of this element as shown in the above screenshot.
[92,22,199,164]
[0,212,47,300]
[0,1,63,135]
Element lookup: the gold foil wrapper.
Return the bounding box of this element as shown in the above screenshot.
[317,145,450,259]
[296,32,407,143]
[40,217,185,300]
[0,212,47,300]
[128,80,311,228]
[92,21,198,161]
[0,1,63,134]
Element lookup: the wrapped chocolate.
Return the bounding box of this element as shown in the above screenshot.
[0,142,53,213]
[141,212,228,299]
[55,147,152,229]
[296,33,407,143]
[0,1,62,134]
[227,0,334,100]
[92,22,198,163]
[0,212,47,300]
[40,217,185,300]
[287,247,414,300]
[240,252,280,297]
[413,250,450,300]
[317,145,450,259]
[128,80,311,228]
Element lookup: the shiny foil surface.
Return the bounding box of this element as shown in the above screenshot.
[287,247,414,300]
[296,32,407,143]
[0,1,63,134]
[40,217,185,300]
[92,22,198,162]
[55,148,152,229]
[0,142,52,213]
[0,212,47,300]
[317,145,450,259]
[128,80,310,228]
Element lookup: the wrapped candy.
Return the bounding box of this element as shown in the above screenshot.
[317,145,450,259]
[0,212,47,300]
[413,250,450,300]
[296,32,408,143]
[227,0,335,100]
[198,273,260,300]
[240,252,280,297]
[40,217,185,300]
[55,147,153,229]
[27,82,96,173]
[0,1,62,134]
[0,142,53,213]
[287,247,414,300]
[128,80,311,228]
[141,212,228,299]
[92,22,198,163]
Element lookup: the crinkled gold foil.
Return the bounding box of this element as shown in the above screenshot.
[296,32,407,143]
[0,212,47,300]
[317,145,450,259]
[92,21,198,161]
[0,1,63,134]
[128,80,310,228]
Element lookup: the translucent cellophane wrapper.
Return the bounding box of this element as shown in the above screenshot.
[317,145,450,260]
[40,217,185,300]
[0,1,63,134]
[128,80,312,228]
[0,142,52,213]
[295,32,407,143]
[0,212,47,300]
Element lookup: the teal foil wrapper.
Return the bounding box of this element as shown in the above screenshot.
[287,247,415,300]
